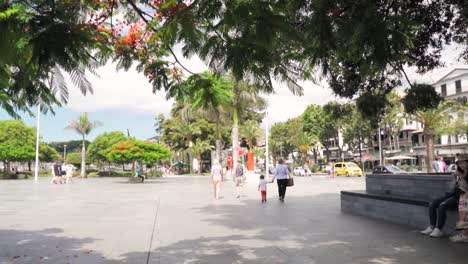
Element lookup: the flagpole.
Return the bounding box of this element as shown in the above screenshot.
[34,104,41,182]
[265,111,269,178]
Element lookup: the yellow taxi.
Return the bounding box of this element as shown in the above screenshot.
[334,162,363,177]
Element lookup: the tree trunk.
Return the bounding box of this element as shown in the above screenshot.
[28,161,31,171]
[215,114,222,162]
[325,146,330,163]
[4,161,10,172]
[426,131,435,173]
[313,148,318,164]
[198,155,202,175]
[358,136,363,170]
[231,84,239,175]
[232,125,239,174]
[81,136,86,178]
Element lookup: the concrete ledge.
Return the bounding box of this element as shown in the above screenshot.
[341,190,428,206]
[341,191,457,234]
[366,174,455,201]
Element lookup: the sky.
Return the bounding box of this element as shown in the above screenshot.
[0,45,466,143]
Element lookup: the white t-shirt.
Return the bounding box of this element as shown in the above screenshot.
[258,179,268,191]
[211,164,222,181]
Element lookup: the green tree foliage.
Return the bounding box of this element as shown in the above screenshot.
[107,139,171,165]
[293,131,318,166]
[0,120,35,171]
[270,117,302,163]
[39,143,60,163]
[403,87,466,172]
[240,120,262,152]
[0,1,110,116]
[66,152,89,167]
[66,113,101,177]
[49,140,91,154]
[154,114,165,136]
[343,106,374,168]
[402,84,443,114]
[169,71,233,160]
[87,131,128,163]
[303,102,352,162]
[191,139,213,175]
[2,1,467,118]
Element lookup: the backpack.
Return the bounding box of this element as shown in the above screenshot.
[236,164,244,177]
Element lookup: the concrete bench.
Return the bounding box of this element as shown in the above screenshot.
[341,174,459,234]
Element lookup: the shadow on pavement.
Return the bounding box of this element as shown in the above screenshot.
[160,193,467,264]
[0,228,147,264]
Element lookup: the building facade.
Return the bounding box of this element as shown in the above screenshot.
[324,68,468,170]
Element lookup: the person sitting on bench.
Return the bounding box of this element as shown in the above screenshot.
[420,165,463,238]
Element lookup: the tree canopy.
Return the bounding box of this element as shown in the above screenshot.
[87,131,128,163]
[2,0,466,118]
[107,139,171,165]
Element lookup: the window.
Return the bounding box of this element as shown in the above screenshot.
[448,135,452,144]
[441,84,447,96]
[335,164,342,168]
[455,80,462,94]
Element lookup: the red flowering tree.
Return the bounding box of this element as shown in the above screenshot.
[107,139,171,175]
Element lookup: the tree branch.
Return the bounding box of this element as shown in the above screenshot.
[126,0,196,75]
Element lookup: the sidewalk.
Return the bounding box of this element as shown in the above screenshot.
[0,177,466,263]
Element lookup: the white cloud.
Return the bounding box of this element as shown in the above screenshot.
[66,63,176,116]
[266,80,336,124]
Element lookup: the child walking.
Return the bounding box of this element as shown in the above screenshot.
[258,175,268,203]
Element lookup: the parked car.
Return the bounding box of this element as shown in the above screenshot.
[372,165,408,174]
[334,162,363,177]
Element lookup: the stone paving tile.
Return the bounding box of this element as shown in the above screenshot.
[0,176,466,264]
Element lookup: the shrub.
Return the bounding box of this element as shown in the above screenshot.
[311,164,321,173]
[88,172,99,177]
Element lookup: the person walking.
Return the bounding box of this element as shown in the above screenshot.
[271,159,290,202]
[258,175,268,203]
[234,159,245,198]
[211,159,223,199]
[437,157,447,173]
[51,161,64,184]
[64,164,74,184]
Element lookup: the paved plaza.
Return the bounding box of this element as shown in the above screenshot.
[0,175,466,264]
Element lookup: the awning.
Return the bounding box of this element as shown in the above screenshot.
[385,155,417,160]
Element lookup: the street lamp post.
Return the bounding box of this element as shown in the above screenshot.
[265,111,269,177]
[34,104,41,182]
[189,141,193,175]
[378,128,383,166]
[63,144,67,161]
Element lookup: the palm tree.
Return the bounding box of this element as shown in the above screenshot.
[171,119,202,150]
[268,140,281,167]
[66,113,101,177]
[170,118,202,172]
[188,72,233,161]
[240,120,262,152]
[229,78,270,173]
[293,131,318,166]
[191,139,214,175]
[409,100,463,172]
